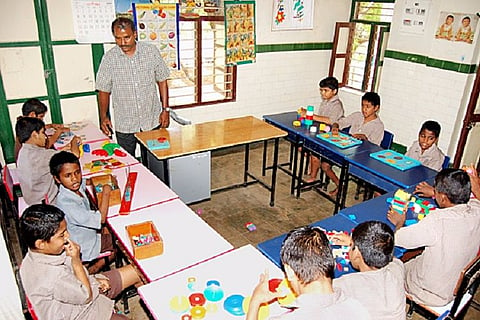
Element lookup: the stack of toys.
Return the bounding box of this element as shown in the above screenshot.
[305,105,314,126]
[387,189,436,222]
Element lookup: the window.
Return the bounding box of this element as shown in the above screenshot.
[169,7,236,108]
[329,1,394,91]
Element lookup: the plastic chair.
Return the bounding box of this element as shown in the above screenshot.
[442,155,450,169]
[406,254,480,320]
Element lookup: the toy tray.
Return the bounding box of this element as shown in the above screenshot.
[147,139,170,150]
[315,132,362,149]
[370,149,421,171]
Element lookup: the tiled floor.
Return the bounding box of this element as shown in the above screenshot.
[3,140,480,319]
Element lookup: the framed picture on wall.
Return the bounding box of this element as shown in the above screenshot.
[225,1,256,65]
[272,0,314,31]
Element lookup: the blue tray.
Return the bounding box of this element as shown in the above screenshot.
[316,132,363,149]
[370,149,421,171]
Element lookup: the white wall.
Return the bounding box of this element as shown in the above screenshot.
[373,0,480,158]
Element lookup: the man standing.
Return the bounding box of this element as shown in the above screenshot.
[96,17,170,157]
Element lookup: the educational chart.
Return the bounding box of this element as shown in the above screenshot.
[71,0,116,43]
[224,1,256,65]
[133,3,180,70]
[315,132,363,149]
[370,150,422,171]
[272,0,314,31]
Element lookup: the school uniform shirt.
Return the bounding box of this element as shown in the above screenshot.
[317,95,345,123]
[405,141,445,172]
[55,180,101,262]
[20,250,114,320]
[333,258,406,320]
[95,41,170,134]
[16,143,59,205]
[269,288,370,319]
[395,199,480,306]
[338,112,384,145]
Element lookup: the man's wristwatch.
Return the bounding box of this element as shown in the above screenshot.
[163,107,171,112]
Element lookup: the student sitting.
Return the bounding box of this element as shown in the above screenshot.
[246,226,370,319]
[19,204,141,320]
[322,92,385,196]
[50,151,113,273]
[332,221,405,320]
[300,77,344,182]
[388,168,480,306]
[16,117,80,205]
[15,98,70,160]
[405,120,445,172]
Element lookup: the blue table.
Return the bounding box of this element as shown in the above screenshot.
[301,134,384,210]
[257,215,357,277]
[347,151,438,193]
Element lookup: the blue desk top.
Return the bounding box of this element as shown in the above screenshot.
[263,111,311,139]
[348,150,438,190]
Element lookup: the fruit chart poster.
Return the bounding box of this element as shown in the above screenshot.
[224,1,256,65]
[133,3,180,70]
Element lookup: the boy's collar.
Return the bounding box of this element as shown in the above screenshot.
[28,249,67,266]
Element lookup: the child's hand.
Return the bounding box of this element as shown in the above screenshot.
[465,164,480,199]
[102,184,112,196]
[352,133,368,141]
[299,108,306,117]
[64,238,82,260]
[330,233,351,246]
[96,278,111,294]
[387,205,407,231]
[250,270,285,306]
[414,182,435,198]
[70,135,82,146]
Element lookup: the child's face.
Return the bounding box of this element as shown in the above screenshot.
[54,162,82,193]
[37,219,69,255]
[319,87,337,101]
[446,16,454,25]
[418,129,438,152]
[361,100,379,120]
[31,127,47,147]
[462,18,470,27]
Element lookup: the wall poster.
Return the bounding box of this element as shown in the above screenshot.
[224,1,256,65]
[434,11,477,44]
[133,3,180,70]
[399,0,430,35]
[71,0,116,43]
[272,0,314,31]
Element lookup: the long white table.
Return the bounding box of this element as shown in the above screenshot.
[138,245,290,319]
[107,199,233,282]
[88,163,179,217]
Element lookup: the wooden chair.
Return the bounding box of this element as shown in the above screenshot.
[406,254,480,320]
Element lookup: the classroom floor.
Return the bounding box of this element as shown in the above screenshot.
[3,140,480,319]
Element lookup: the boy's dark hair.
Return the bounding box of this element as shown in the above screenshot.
[434,168,471,204]
[111,17,136,33]
[420,120,441,138]
[362,92,381,107]
[20,204,65,249]
[280,225,335,284]
[319,77,339,91]
[22,98,48,117]
[49,151,80,178]
[447,15,454,20]
[15,117,45,143]
[352,221,394,269]
[462,16,471,22]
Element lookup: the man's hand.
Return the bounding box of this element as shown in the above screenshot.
[387,205,407,231]
[100,117,113,137]
[159,110,170,128]
[414,181,435,198]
